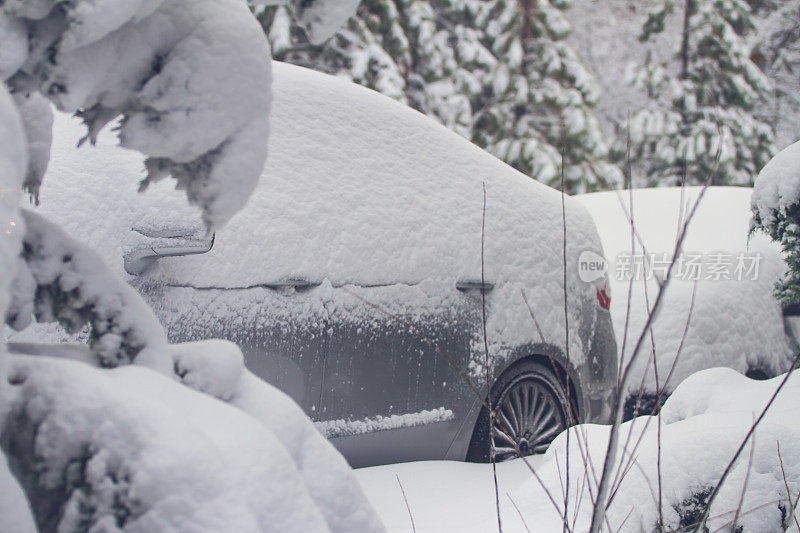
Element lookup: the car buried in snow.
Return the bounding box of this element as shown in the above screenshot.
[28,62,617,467]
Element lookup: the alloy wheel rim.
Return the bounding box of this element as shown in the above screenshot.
[491,378,566,461]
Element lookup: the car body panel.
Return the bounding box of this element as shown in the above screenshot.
[27,61,619,467]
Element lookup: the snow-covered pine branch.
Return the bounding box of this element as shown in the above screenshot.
[2,0,272,230]
[251,0,362,45]
[6,210,172,373]
[751,141,800,304]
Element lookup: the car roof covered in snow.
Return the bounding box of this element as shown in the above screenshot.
[36,61,603,290]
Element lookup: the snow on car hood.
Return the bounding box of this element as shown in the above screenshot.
[38,61,602,289]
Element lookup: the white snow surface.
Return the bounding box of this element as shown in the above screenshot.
[508,368,800,532]
[355,457,541,533]
[577,187,793,396]
[752,140,800,229]
[0,354,381,532]
[0,450,36,533]
[31,61,608,370]
[356,369,800,532]
[315,407,454,439]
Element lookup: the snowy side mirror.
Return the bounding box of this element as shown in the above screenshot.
[124,226,215,276]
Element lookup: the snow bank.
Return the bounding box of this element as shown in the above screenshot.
[3,339,384,532]
[2,0,272,229]
[230,370,385,533]
[0,354,344,532]
[165,339,384,532]
[31,62,608,372]
[504,368,800,531]
[0,450,36,533]
[576,187,793,398]
[752,140,800,230]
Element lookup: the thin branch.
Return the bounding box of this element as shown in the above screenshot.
[520,288,546,344]
[560,131,572,532]
[590,146,719,532]
[778,441,800,531]
[396,475,416,533]
[507,493,531,533]
[730,430,756,531]
[481,182,503,533]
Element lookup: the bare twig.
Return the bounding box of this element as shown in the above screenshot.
[481,182,502,533]
[619,119,637,390]
[704,499,787,533]
[508,493,531,533]
[396,475,416,533]
[520,288,546,344]
[590,146,719,532]
[616,507,635,533]
[731,430,756,531]
[560,133,572,532]
[778,441,800,532]
[515,450,575,532]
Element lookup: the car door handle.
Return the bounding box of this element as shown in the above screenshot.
[263,277,320,291]
[456,280,494,292]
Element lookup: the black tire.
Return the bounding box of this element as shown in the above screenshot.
[466,360,572,462]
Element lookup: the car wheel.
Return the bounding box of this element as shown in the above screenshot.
[466,360,571,462]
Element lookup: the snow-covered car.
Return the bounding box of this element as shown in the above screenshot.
[576,187,795,416]
[22,62,617,467]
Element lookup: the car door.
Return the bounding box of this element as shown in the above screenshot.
[316,282,481,467]
[143,283,328,415]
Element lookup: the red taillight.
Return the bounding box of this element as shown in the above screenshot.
[596,288,611,309]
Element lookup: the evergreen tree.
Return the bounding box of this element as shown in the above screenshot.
[752,1,800,148]
[474,0,621,192]
[256,1,493,139]
[255,0,621,193]
[628,0,776,186]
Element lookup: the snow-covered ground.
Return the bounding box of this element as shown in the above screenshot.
[355,458,540,533]
[355,367,800,532]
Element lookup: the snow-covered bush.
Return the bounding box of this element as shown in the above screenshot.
[6,211,172,372]
[0,353,383,532]
[3,0,272,229]
[751,141,800,304]
[0,67,37,533]
[504,367,800,531]
[0,1,384,531]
